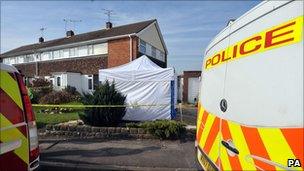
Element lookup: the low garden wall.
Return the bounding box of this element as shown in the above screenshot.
[39,124,196,140]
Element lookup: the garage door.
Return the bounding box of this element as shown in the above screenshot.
[188,77,200,104]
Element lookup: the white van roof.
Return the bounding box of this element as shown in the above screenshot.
[0,63,19,73]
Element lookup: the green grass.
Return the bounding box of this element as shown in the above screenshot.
[35,112,79,129]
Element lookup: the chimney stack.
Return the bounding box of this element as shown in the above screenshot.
[39,37,44,43]
[66,30,75,37]
[106,22,112,29]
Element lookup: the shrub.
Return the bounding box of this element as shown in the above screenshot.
[64,85,77,95]
[39,91,72,104]
[142,120,186,139]
[79,81,126,126]
[126,120,186,139]
[31,78,52,88]
[126,122,141,128]
[63,86,82,102]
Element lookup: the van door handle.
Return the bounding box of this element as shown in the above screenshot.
[221,140,239,154]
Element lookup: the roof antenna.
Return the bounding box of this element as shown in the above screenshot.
[40,27,47,37]
[102,9,114,23]
[63,19,69,32]
[69,19,82,32]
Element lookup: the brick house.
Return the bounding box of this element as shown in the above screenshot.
[0,19,168,93]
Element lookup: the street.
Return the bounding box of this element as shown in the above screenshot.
[39,139,200,171]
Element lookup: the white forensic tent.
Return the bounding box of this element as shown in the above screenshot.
[99,55,176,121]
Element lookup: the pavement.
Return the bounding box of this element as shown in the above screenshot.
[175,104,198,125]
[38,138,201,171]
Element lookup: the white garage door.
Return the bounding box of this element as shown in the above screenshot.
[188,77,200,104]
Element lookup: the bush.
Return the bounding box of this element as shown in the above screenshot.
[63,86,82,102]
[127,120,186,140]
[39,91,72,104]
[64,85,77,95]
[31,78,52,88]
[79,81,126,126]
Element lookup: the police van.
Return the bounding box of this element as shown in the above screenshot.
[196,0,303,170]
[0,63,39,170]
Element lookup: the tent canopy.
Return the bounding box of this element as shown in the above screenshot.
[99,55,174,82]
[99,56,175,121]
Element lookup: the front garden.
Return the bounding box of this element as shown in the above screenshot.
[30,78,192,140]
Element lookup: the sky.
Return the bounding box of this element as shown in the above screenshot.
[0,0,260,74]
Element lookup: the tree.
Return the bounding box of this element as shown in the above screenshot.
[79,81,126,126]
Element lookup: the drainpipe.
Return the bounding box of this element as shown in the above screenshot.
[129,35,132,62]
[35,52,39,77]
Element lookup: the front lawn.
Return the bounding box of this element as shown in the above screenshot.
[35,112,79,129]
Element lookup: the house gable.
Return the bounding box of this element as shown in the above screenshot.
[137,22,167,54]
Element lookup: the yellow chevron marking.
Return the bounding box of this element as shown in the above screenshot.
[220,133,232,170]
[196,105,204,135]
[0,113,29,165]
[228,122,256,171]
[199,112,216,149]
[258,128,299,170]
[0,71,23,109]
[208,132,221,163]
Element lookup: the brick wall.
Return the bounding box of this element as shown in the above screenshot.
[108,36,138,68]
[182,71,201,103]
[14,55,107,77]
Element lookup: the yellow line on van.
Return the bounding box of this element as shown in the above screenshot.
[0,71,23,109]
[208,133,221,163]
[258,128,299,170]
[220,135,232,170]
[228,122,256,171]
[199,113,216,149]
[0,113,29,164]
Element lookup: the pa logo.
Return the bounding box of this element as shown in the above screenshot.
[287,159,301,167]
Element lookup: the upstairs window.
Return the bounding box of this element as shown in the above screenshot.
[3,58,10,64]
[139,39,146,54]
[9,57,16,64]
[78,46,88,56]
[53,50,60,59]
[93,44,107,55]
[69,48,77,57]
[17,56,25,64]
[151,46,156,58]
[24,54,35,63]
[88,45,93,55]
[63,49,69,58]
[159,51,165,62]
[41,52,52,61]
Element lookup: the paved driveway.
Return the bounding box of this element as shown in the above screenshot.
[39,139,200,171]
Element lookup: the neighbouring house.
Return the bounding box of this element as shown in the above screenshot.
[0,19,168,93]
[178,71,201,104]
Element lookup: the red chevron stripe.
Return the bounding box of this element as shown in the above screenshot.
[222,120,242,170]
[196,110,208,143]
[281,128,304,170]
[203,117,220,154]
[241,125,276,170]
[0,140,28,171]
[0,89,27,136]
